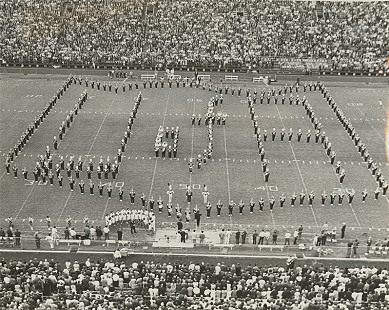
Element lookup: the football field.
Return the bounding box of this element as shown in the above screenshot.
[0,73,388,241]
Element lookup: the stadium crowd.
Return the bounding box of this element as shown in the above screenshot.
[0,257,388,310]
[0,0,388,72]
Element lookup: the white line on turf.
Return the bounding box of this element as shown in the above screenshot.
[189,88,196,186]
[58,191,73,221]
[148,89,171,200]
[101,198,111,221]
[328,162,362,226]
[274,105,319,227]
[355,106,386,143]
[0,171,7,181]
[87,94,117,154]
[14,184,36,220]
[222,126,232,202]
[0,99,34,137]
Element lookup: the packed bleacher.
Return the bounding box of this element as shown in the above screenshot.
[0,0,388,73]
[0,257,388,310]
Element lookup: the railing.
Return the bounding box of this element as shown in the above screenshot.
[1,236,386,260]
[1,59,386,76]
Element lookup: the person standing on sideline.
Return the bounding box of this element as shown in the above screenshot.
[341,222,346,239]
[34,232,41,249]
[293,230,299,245]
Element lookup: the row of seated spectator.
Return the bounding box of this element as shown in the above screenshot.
[0,257,388,309]
[0,0,387,73]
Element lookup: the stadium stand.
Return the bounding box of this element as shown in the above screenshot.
[0,0,387,74]
[0,258,388,310]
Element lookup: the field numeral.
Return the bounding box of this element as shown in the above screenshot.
[255,185,278,192]
[333,187,354,195]
[115,182,124,188]
[179,183,201,190]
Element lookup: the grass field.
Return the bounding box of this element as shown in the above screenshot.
[0,73,388,241]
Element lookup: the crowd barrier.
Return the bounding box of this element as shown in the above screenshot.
[140,74,156,80]
[1,236,385,260]
[225,75,239,81]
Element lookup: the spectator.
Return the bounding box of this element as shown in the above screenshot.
[272,230,278,244]
[235,230,240,244]
[0,227,5,244]
[284,231,291,245]
[293,229,299,245]
[6,227,13,245]
[34,232,41,249]
[241,230,247,244]
[113,249,121,260]
[199,230,205,243]
[219,229,225,244]
[103,226,110,240]
[96,226,103,240]
[64,227,70,239]
[117,227,123,240]
[69,227,77,239]
[45,233,55,250]
[252,230,258,244]
[14,229,21,247]
[298,224,304,239]
[341,222,347,239]
[89,226,96,240]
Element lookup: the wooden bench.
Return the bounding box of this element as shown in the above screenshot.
[168,74,182,80]
[258,244,285,252]
[118,240,130,246]
[253,76,268,83]
[152,241,194,248]
[197,74,211,81]
[225,75,238,81]
[106,240,117,246]
[58,239,81,246]
[210,243,235,250]
[140,74,156,80]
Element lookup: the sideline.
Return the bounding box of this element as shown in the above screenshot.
[0,248,388,262]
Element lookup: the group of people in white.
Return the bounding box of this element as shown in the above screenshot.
[105,209,156,232]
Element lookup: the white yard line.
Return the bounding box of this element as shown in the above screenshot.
[14,184,36,219]
[222,126,232,202]
[274,105,319,227]
[355,106,385,143]
[189,89,196,186]
[328,164,362,227]
[343,93,389,205]
[0,171,7,181]
[148,89,171,199]
[57,191,73,221]
[0,101,31,137]
[87,94,117,154]
[101,198,111,221]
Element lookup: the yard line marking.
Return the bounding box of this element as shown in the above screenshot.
[0,171,7,181]
[14,184,36,219]
[355,106,386,143]
[101,198,111,220]
[148,89,170,199]
[329,160,362,226]
[58,191,73,221]
[222,125,232,202]
[0,100,32,136]
[274,105,318,227]
[87,94,117,154]
[189,88,196,186]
